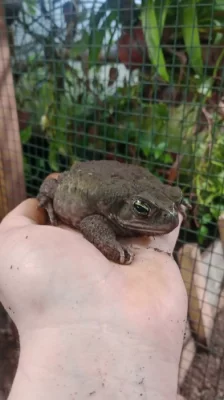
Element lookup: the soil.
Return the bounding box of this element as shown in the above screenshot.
[0,303,224,400]
[0,306,19,400]
[180,308,224,399]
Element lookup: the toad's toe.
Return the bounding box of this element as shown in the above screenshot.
[122,245,134,265]
[118,246,126,264]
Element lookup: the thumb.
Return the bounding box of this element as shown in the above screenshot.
[0,173,60,231]
[0,198,47,230]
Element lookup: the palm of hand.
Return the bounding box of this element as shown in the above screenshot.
[0,198,187,343]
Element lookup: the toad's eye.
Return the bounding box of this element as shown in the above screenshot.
[133,200,150,216]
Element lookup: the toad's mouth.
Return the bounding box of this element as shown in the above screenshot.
[113,215,180,236]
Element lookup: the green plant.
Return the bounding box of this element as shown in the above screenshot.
[193,115,224,242]
[12,0,224,246]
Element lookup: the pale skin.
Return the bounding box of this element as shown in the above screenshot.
[0,182,188,400]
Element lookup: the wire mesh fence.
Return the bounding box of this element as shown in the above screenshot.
[0,0,224,398]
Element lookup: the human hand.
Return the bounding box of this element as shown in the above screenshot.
[0,191,187,400]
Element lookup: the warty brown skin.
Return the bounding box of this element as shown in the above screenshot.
[37,160,188,264]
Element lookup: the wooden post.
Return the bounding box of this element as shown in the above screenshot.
[0,3,26,220]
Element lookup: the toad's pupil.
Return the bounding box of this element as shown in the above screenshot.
[134,201,149,216]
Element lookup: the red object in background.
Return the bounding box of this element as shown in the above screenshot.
[117,25,148,70]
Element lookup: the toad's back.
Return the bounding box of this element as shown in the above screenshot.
[53,160,161,227]
[70,160,160,187]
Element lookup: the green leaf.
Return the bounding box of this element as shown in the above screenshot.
[154,142,166,159]
[154,0,171,38]
[37,158,45,169]
[70,31,89,58]
[20,126,32,144]
[201,213,212,225]
[140,0,170,82]
[24,0,37,16]
[198,224,208,244]
[181,0,203,76]
[89,0,107,28]
[48,142,59,171]
[57,96,69,134]
[38,82,54,117]
[163,153,173,164]
[215,0,224,11]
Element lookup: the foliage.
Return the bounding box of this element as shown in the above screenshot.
[9,0,224,245]
[193,115,224,242]
[141,0,170,82]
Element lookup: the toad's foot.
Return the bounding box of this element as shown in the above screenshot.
[80,215,134,265]
[37,178,59,226]
[37,194,58,226]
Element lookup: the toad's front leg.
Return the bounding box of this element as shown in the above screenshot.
[80,215,134,265]
[36,178,59,226]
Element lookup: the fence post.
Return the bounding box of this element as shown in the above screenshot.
[0,3,26,220]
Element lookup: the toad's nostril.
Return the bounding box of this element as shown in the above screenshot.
[162,210,179,225]
[163,210,174,218]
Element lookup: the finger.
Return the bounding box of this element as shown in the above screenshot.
[0,173,61,231]
[148,212,183,253]
[0,198,48,229]
[44,172,60,181]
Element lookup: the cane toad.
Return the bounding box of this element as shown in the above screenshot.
[37,160,189,264]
